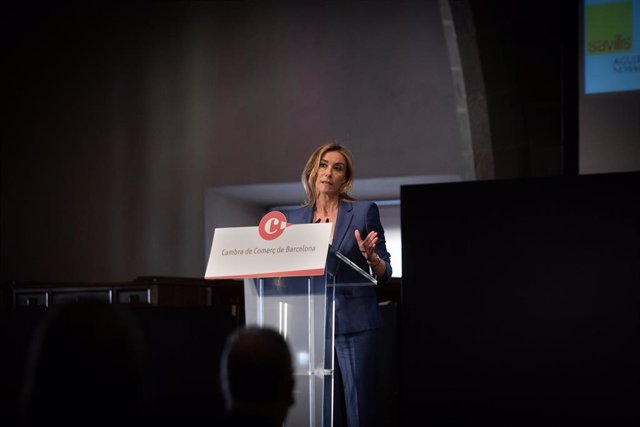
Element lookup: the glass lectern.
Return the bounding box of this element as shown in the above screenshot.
[243,245,377,427]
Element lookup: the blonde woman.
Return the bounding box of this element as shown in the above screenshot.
[286,142,392,427]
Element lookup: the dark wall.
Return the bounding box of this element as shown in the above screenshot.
[400,172,640,426]
[467,0,567,178]
[1,0,462,283]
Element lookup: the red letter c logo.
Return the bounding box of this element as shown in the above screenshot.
[258,211,287,240]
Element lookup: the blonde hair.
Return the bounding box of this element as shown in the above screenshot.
[302,142,356,206]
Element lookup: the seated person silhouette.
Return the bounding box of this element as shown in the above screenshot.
[19,301,147,427]
[218,326,295,427]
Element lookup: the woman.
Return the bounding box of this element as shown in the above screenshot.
[285,142,392,427]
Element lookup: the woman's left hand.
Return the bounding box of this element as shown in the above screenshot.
[355,229,379,264]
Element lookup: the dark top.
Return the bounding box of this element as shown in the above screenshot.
[285,200,392,334]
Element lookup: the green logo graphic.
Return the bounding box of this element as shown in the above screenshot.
[586,1,633,55]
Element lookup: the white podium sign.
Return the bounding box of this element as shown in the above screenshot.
[205,212,332,279]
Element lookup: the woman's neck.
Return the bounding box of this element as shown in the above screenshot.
[314,195,339,216]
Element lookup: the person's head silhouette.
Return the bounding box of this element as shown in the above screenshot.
[219,326,295,427]
[19,301,147,427]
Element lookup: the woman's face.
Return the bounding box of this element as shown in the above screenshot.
[315,150,347,198]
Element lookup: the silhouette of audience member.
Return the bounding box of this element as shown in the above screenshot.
[19,301,148,427]
[218,326,295,427]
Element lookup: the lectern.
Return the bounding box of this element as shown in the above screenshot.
[243,245,377,427]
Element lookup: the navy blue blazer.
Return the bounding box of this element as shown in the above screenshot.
[285,200,392,334]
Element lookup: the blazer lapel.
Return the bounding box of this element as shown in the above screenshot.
[332,201,354,250]
[300,205,314,224]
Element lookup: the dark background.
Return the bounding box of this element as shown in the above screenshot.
[401,172,640,426]
[2,1,639,426]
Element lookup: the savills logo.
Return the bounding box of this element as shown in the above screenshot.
[586,1,633,54]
